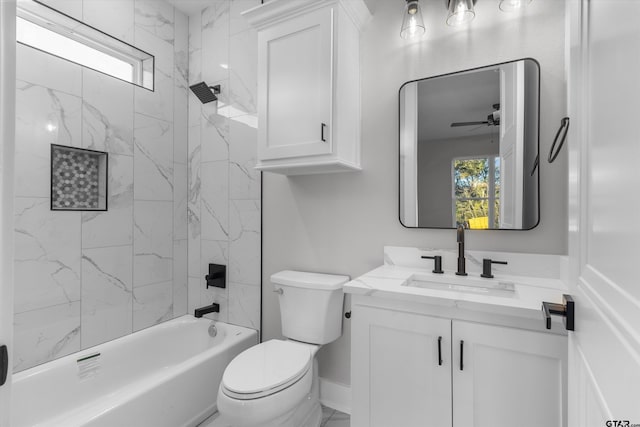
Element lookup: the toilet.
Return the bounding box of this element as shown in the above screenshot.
[216,270,349,427]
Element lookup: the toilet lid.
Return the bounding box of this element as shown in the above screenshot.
[222,340,312,396]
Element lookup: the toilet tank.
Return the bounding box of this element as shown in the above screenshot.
[271,270,349,345]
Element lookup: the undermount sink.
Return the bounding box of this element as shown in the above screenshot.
[403,273,516,295]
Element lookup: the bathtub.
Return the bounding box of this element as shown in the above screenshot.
[11,315,257,427]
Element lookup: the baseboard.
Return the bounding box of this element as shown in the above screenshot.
[319,377,351,415]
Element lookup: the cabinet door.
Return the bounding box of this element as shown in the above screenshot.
[257,6,333,161]
[351,305,452,427]
[452,321,567,427]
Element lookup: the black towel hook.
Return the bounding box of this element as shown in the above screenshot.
[548,117,570,163]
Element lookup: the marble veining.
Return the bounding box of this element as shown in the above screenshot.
[228,282,259,330]
[14,198,81,313]
[82,69,134,155]
[13,0,190,373]
[229,30,257,117]
[173,240,188,317]
[346,247,570,319]
[201,162,229,240]
[15,81,82,198]
[134,201,173,287]
[229,118,260,200]
[173,163,188,241]
[133,281,174,331]
[202,2,230,85]
[82,154,134,248]
[188,0,261,327]
[229,200,260,286]
[13,302,81,371]
[81,246,134,348]
[135,67,175,123]
[201,107,230,162]
[134,114,174,201]
[134,0,175,44]
[16,43,82,97]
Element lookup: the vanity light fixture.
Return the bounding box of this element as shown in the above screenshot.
[400,0,426,40]
[499,0,533,12]
[446,0,476,26]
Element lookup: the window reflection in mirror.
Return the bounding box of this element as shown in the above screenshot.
[453,157,500,229]
[399,58,540,230]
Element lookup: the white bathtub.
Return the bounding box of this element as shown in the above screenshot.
[11,315,257,427]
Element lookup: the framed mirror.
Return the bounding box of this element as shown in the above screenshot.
[399,58,540,230]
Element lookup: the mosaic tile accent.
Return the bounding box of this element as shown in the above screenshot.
[51,144,108,210]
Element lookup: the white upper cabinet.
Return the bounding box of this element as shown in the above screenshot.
[244,0,370,175]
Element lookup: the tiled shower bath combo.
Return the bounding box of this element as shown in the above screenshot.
[12,0,261,374]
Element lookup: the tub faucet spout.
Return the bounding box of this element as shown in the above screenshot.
[456,224,467,276]
[194,302,220,318]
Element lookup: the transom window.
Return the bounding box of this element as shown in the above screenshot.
[16,0,154,90]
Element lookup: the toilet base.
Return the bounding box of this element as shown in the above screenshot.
[218,360,322,427]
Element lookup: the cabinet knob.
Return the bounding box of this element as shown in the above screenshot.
[321,123,327,142]
[0,345,7,386]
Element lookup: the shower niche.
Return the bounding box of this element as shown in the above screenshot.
[50,144,108,211]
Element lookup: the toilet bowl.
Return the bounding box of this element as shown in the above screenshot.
[216,271,349,427]
[217,340,321,427]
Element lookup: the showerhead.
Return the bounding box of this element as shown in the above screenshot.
[189,82,220,104]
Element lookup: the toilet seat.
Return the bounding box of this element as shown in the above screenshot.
[221,340,313,400]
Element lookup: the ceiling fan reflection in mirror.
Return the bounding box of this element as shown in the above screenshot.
[450,103,501,128]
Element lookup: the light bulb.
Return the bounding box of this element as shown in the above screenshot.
[400,0,425,40]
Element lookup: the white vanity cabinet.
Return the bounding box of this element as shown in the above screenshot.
[351,300,567,427]
[243,0,370,175]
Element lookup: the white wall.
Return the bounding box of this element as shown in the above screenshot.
[13,0,189,371]
[263,0,567,386]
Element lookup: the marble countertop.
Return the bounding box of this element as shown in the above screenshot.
[344,248,570,321]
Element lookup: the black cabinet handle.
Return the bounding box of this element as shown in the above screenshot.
[0,345,7,386]
[437,336,443,366]
[321,123,327,142]
[459,340,464,371]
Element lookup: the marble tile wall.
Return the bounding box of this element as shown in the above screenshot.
[187,0,261,333]
[13,0,189,371]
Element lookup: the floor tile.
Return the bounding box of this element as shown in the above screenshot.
[324,408,350,427]
[198,405,350,427]
[196,411,230,427]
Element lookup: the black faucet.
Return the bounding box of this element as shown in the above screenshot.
[194,302,220,318]
[455,224,467,276]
